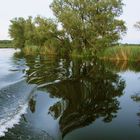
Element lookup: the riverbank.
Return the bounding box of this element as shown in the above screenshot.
[99,45,140,61]
[21,45,140,61]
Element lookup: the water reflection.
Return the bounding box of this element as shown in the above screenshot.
[45,63,125,137]
[104,60,140,72]
[18,54,125,138]
[131,93,140,126]
[131,94,140,102]
[29,97,36,113]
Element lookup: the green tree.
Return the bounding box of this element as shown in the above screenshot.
[9,16,69,54]
[9,17,26,48]
[24,16,36,46]
[9,17,36,48]
[34,16,58,46]
[34,16,70,55]
[51,0,126,53]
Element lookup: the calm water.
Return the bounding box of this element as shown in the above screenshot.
[1,48,140,140]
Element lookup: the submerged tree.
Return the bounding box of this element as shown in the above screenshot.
[51,0,126,53]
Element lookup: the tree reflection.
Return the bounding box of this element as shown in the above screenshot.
[131,93,140,126]
[29,97,36,113]
[103,60,140,72]
[37,58,125,138]
[14,53,125,138]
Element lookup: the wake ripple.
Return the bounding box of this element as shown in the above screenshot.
[0,79,36,137]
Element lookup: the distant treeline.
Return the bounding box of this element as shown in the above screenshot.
[0,40,12,44]
[0,40,13,48]
[122,43,140,46]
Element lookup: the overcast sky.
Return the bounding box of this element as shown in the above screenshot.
[0,0,140,43]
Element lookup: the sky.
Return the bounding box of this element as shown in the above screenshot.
[0,0,140,44]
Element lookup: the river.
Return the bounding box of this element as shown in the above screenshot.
[0,48,140,140]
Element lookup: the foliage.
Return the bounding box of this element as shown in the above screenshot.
[9,0,126,56]
[9,16,70,55]
[9,17,26,48]
[22,45,39,55]
[51,0,126,53]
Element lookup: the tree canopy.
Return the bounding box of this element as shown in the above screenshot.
[9,17,60,47]
[51,0,126,53]
[9,0,126,56]
[9,17,26,48]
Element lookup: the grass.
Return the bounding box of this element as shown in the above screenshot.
[20,44,140,62]
[22,45,39,55]
[99,45,140,61]
[22,45,57,56]
[70,48,96,58]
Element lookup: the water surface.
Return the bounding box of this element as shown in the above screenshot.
[0,48,140,140]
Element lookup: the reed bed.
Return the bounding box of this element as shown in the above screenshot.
[99,46,140,61]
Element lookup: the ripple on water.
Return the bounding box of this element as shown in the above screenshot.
[0,79,36,137]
